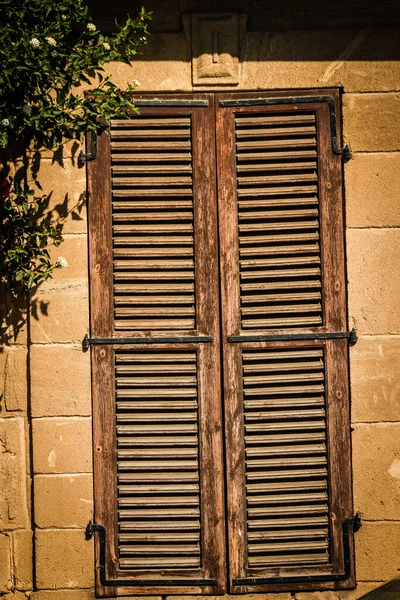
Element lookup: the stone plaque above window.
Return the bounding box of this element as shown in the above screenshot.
[185,13,247,86]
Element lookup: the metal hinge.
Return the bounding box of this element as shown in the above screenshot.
[233,513,362,586]
[85,521,218,587]
[82,333,212,351]
[78,132,98,166]
[228,329,358,346]
[219,95,351,160]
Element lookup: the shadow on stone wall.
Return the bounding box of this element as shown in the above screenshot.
[360,576,400,599]
[0,144,86,350]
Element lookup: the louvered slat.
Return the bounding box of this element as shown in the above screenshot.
[235,112,323,330]
[242,347,330,569]
[110,116,196,332]
[116,350,201,570]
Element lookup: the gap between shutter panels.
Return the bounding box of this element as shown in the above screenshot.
[115,349,202,570]
[110,117,196,332]
[235,112,323,330]
[242,346,330,569]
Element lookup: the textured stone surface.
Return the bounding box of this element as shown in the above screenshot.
[0,418,30,530]
[13,530,33,590]
[103,33,192,91]
[29,282,89,344]
[241,29,400,92]
[343,93,400,152]
[0,346,28,413]
[30,345,91,417]
[34,474,93,528]
[355,522,400,581]
[31,159,87,235]
[32,417,92,474]
[345,153,400,227]
[352,423,400,520]
[347,229,400,334]
[168,596,291,600]
[0,533,12,593]
[0,592,31,600]
[0,287,28,347]
[35,530,94,589]
[45,235,88,286]
[31,593,94,600]
[350,336,400,423]
[294,584,385,599]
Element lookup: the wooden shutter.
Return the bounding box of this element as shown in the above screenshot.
[88,95,226,597]
[216,90,354,593]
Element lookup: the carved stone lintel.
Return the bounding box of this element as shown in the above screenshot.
[183,13,247,87]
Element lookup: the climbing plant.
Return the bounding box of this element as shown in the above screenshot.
[0,0,150,293]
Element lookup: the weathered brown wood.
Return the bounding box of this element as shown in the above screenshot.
[216,94,247,587]
[87,131,116,598]
[89,90,353,596]
[217,91,353,593]
[90,96,226,595]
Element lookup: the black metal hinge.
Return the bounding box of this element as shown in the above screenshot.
[219,95,351,160]
[82,333,212,351]
[233,514,362,586]
[78,132,98,166]
[85,521,218,587]
[135,99,209,107]
[228,329,358,346]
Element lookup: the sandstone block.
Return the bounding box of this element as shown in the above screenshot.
[34,474,93,528]
[0,533,12,593]
[345,153,400,227]
[168,596,291,600]
[30,345,91,417]
[0,592,31,600]
[0,346,28,413]
[30,139,82,161]
[103,34,191,92]
[29,282,89,344]
[31,592,94,600]
[32,417,92,474]
[352,423,400,520]
[343,93,400,151]
[350,336,400,423]
[45,236,88,286]
[355,522,400,581]
[31,159,86,235]
[294,584,383,599]
[35,529,94,589]
[13,529,33,590]
[0,287,28,346]
[241,29,400,93]
[0,417,30,530]
[347,229,400,334]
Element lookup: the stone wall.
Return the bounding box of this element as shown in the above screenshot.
[0,22,399,600]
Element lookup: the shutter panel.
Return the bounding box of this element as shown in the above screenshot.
[216,91,354,593]
[88,96,226,596]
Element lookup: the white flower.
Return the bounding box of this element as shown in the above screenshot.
[46,36,57,47]
[2,119,9,126]
[57,256,68,269]
[102,42,110,50]
[133,80,140,87]
[22,105,32,116]
[87,23,96,31]
[30,38,40,48]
